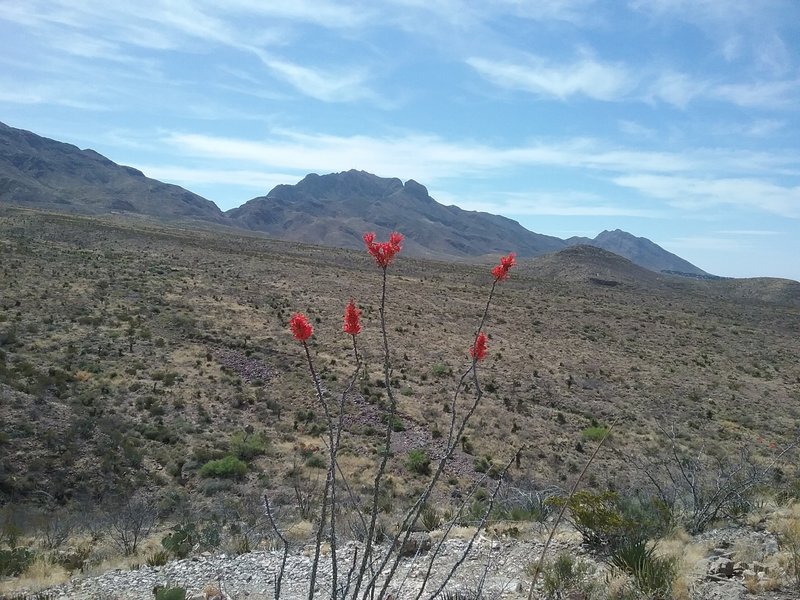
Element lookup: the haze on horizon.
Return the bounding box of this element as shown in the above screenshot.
[1,1,798,280]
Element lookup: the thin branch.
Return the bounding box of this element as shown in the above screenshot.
[264,495,289,600]
[526,420,617,600]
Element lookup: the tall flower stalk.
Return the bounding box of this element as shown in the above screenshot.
[287,240,516,599]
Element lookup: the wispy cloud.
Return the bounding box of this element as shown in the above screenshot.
[717,229,783,236]
[613,174,800,218]
[136,165,298,191]
[1,1,376,105]
[251,53,374,103]
[467,54,632,101]
[646,71,707,108]
[162,128,800,219]
[662,235,749,251]
[630,0,797,73]
[618,120,657,139]
[434,190,664,218]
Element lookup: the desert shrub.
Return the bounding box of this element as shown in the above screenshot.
[548,490,631,550]
[381,414,405,432]
[431,363,452,378]
[420,504,441,531]
[537,552,599,599]
[0,547,35,576]
[495,490,553,523]
[229,431,268,461]
[154,586,187,600]
[199,455,247,479]
[161,521,221,559]
[406,449,431,476]
[473,456,491,473]
[105,495,157,556]
[145,549,170,567]
[775,516,800,588]
[305,454,326,469]
[616,494,674,540]
[441,589,482,600]
[581,426,610,442]
[608,538,676,597]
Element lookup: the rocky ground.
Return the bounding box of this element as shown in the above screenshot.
[9,525,799,600]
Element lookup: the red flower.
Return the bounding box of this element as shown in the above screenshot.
[343,298,361,336]
[470,332,488,361]
[491,252,516,281]
[289,312,313,342]
[363,231,403,268]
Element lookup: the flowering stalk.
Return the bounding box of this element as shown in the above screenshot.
[352,234,402,599]
[287,312,343,600]
[290,243,516,600]
[370,253,515,600]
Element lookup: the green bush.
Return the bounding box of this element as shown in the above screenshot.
[538,552,599,599]
[0,547,35,576]
[608,538,676,597]
[617,494,674,540]
[162,521,221,559]
[199,455,247,478]
[548,490,631,550]
[420,504,441,531]
[305,454,326,468]
[473,456,491,473]
[229,431,268,461]
[581,426,610,441]
[431,363,452,378]
[154,586,187,600]
[406,449,431,476]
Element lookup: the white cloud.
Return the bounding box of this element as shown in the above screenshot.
[613,174,800,218]
[466,54,632,101]
[662,236,748,252]
[135,165,298,192]
[618,120,657,139]
[713,79,800,109]
[646,72,708,108]
[162,128,800,220]
[253,53,374,102]
[216,0,373,29]
[717,230,782,236]
[434,190,663,218]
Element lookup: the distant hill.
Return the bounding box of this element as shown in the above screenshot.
[525,245,664,287]
[566,229,709,276]
[226,170,566,258]
[0,121,225,222]
[0,121,712,276]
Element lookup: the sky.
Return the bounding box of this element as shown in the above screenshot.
[1,1,799,280]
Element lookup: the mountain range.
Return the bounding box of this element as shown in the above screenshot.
[0,121,709,276]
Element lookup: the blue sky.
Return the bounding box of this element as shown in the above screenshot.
[1,1,798,279]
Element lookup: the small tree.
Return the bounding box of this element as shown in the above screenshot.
[105,494,156,555]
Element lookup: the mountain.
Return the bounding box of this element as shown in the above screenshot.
[230,171,712,274]
[226,170,566,258]
[525,244,664,287]
[566,230,710,277]
[0,121,225,222]
[0,121,711,276]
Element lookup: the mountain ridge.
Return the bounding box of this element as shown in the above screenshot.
[0,121,712,276]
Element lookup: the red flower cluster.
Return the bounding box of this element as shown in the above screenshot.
[492,252,516,281]
[363,231,403,268]
[470,331,488,361]
[289,312,313,342]
[343,298,362,336]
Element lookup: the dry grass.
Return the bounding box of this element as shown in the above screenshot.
[2,208,800,592]
[653,529,708,600]
[0,555,69,595]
